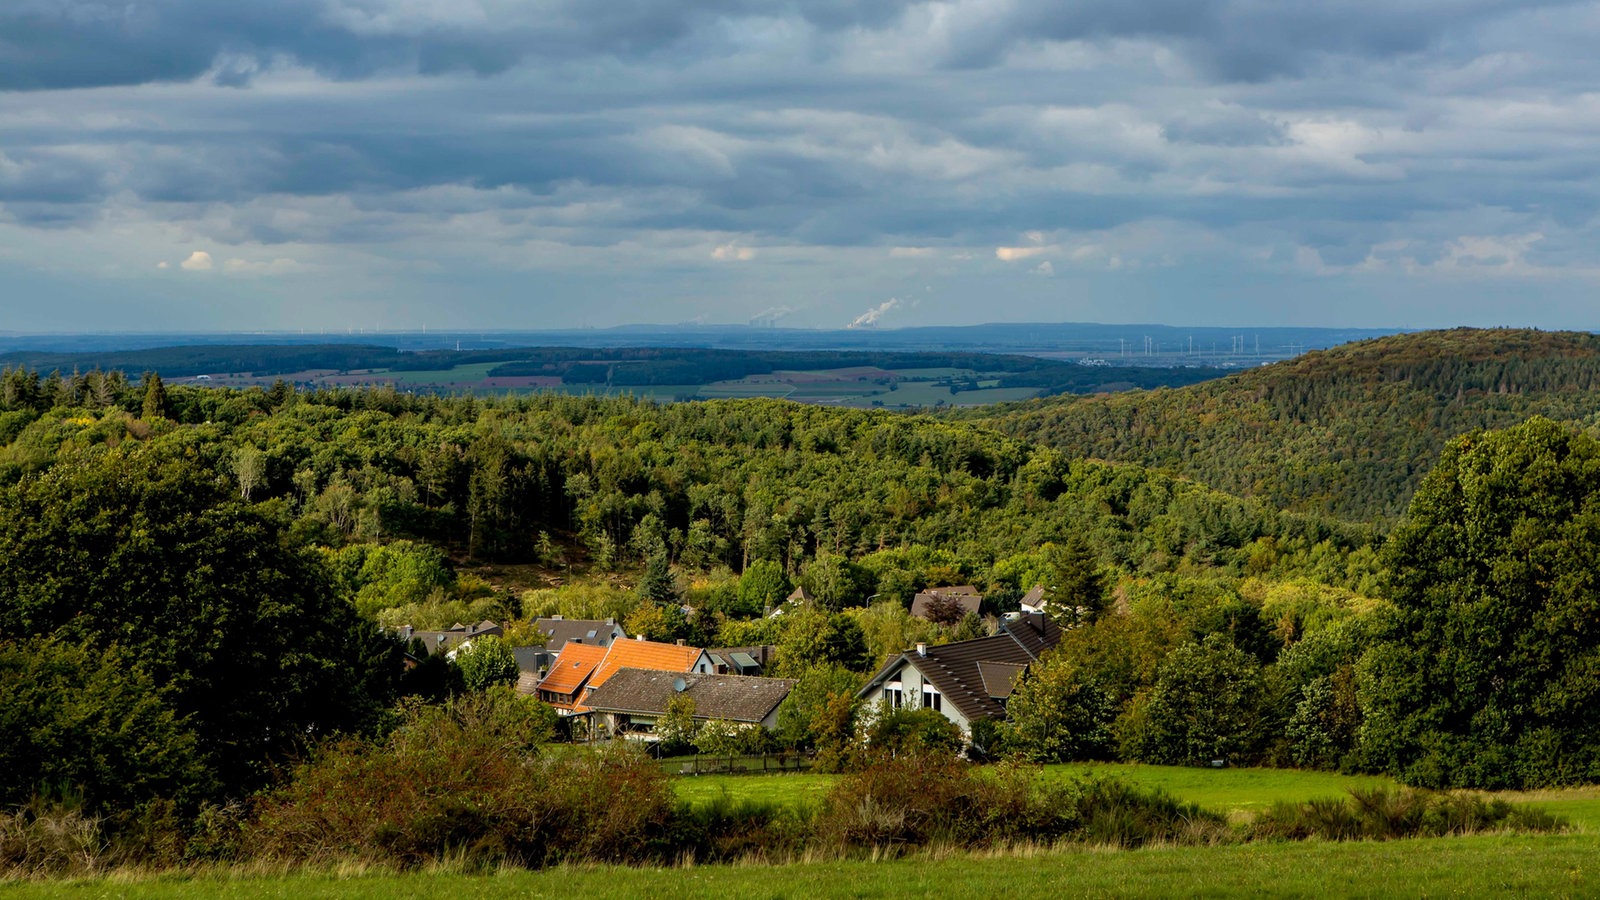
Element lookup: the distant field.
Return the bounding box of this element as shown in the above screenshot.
[25,835,1600,898]
[877,384,1041,407]
[888,367,976,378]
[370,362,504,384]
[697,382,798,399]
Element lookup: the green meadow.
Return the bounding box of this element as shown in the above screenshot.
[672,763,1545,823]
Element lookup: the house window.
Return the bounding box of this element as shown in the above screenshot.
[884,687,903,709]
[922,686,942,712]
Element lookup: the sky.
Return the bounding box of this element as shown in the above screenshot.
[3,1,1600,333]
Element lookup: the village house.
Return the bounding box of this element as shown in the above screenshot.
[393,620,503,658]
[513,617,631,684]
[910,585,983,621]
[529,635,714,718]
[855,612,1062,735]
[583,668,797,741]
[529,641,608,712]
[534,616,627,653]
[706,645,776,676]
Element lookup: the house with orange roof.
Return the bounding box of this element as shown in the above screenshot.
[532,642,608,714]
[576,637,714,709]
[534,635,715,721]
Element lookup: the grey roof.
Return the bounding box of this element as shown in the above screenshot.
[858,613,1062,723]
[1020,585,1046,608]
[513,646,552,674]
[583,668,797,724]
[393,621,504,656]
[535,617,626,653]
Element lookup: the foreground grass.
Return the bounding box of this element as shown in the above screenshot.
[17,834,1598,899]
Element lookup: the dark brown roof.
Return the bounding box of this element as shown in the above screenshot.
[977,662,1026,699]
[910,589,982,620]
[857,613,1062,723]
[582,668,797,724]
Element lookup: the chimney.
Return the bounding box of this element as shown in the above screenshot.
[676,639,685,646]
[551,614,563,620]
[636,634,646,641]
[916,642,927,657]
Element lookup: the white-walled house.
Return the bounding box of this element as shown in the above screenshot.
[856,612,1062,734]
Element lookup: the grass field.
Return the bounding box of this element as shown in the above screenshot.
[19,835,1600,898]
[672,763,1600,829]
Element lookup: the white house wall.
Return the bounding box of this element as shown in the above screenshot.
[867,659,972,734]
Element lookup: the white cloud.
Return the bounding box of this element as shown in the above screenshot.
[180,250,213,271]
[1031,260,1055,276]
[156,260,169,269]
[996,245,1052,261]
[890,246,935,257]
[712,243,756,261]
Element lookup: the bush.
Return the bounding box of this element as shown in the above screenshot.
[865,707,964,758]
[815,751,1227,852]
[252,688,661,869]
[1251,788,1567,841]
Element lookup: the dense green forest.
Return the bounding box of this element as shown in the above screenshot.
[970,328,1600,521]
[2,331,1599,873]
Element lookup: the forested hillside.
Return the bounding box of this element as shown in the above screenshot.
[0,370,1374,588]
[970,329,1600,521]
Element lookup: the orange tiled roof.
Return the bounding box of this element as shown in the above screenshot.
[572,639,706,712]
[589,639,705,690]
[536,642,608,696]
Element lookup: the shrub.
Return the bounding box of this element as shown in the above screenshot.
[1251,788,1567,841]
[815,752,1226,853]
[864,707,964,758]
[252,688,662,869]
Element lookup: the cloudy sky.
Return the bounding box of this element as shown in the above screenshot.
[3,0,1600,332]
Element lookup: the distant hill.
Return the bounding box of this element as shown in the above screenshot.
[0,343,1225,403]
[970,328,1600,522]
